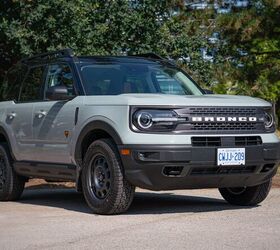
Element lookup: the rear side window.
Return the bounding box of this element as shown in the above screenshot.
[0,64,27,101]
[20,66,45,102]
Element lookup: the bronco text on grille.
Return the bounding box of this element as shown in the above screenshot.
[174,106,271,133]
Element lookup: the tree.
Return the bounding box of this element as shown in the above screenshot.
[0,0,210,87]
[1,0,279,126]
[213,0,280,124]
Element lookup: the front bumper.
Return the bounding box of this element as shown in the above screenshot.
[119,142,280,191]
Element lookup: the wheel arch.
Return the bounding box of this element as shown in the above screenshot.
[74,120,123,192]
[74,120,123,166]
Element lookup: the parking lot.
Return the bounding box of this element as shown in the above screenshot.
[0,186,280,250]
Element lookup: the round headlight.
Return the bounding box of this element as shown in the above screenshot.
[264,112,274,128]
[137,112,153,129]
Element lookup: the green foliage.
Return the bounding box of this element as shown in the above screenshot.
[0,0,210,85]
[213,0,280,125]
[0,0,279,125]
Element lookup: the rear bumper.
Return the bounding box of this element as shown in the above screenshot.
[118,142,280,191]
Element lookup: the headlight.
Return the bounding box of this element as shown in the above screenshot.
[137,112,153,129]
[132,109,183,132]
[264,110,274,129]
[262,107,275,132]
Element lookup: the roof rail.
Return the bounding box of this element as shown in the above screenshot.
[133,53,165,60]
[21,48,74,63]
[132,52,177,66]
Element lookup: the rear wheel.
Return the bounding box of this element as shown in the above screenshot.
[0,143,25,201]
[219,179,272,206]
[82,139,135,215]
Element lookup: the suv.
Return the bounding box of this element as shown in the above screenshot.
[0,49,279,214]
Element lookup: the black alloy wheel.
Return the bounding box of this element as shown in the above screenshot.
[89,154,111,200]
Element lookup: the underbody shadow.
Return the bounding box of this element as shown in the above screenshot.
[18,188,255,215]
[128,191,254,215]
[20,188,92,214]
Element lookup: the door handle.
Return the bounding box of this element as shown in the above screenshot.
[7,112,16,120]
[35,110,47,119]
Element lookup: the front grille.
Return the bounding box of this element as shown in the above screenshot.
[174,106,266,133]
[188,107,259,132]
[191,122,257,131]
[190,166,256,175]
[191,136,262,147]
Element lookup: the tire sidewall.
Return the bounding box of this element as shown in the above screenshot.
[219,179,272,206]
[0,144,13,199]
[82,140,121,211]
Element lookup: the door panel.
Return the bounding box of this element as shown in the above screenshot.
[5,103,34,161]
[32,100,76,164]
[4,65,44,161]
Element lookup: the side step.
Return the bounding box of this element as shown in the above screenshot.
[13,161,76,181]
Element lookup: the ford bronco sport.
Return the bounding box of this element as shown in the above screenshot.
[0,49,279,214]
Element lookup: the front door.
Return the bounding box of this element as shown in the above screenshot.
[32,63,78,164]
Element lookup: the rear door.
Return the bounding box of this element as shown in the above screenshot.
[32,62,78,164]
[4,65,46,161]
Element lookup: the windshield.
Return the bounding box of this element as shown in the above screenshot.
[80,63,203,96]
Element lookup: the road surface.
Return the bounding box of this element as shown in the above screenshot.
[0,188,280,250]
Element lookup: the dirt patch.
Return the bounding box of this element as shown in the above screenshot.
[25,179,75,190]
[273,175,280,188]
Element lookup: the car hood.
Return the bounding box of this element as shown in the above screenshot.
[84,94,271,107]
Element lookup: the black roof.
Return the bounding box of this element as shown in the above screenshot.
[77,56,168,64]
[20,49,175,66]
[21,48,74,63]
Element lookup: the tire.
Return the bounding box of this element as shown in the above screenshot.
[219,179,272,206]
[82,139,135,215]
[0,143,25,201]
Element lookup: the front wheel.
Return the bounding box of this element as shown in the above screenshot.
[82,139,135,215]
[219,179,272,206]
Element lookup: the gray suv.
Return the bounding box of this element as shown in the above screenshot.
[0,49,279,214]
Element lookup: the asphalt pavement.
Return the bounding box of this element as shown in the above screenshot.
[0,188,280,250]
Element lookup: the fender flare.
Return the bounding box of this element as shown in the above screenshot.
[74,120,123,166]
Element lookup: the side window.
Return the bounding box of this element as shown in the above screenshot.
[44,64,74,98]
[0,64,27,101]
[20,66,45,102]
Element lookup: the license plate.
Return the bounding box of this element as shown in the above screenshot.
[217,148,245,166]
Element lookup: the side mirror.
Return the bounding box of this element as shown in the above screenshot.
[203,89,214,94]
[46,85,71,101]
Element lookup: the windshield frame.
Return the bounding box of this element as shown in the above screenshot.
[78,60,204,96]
